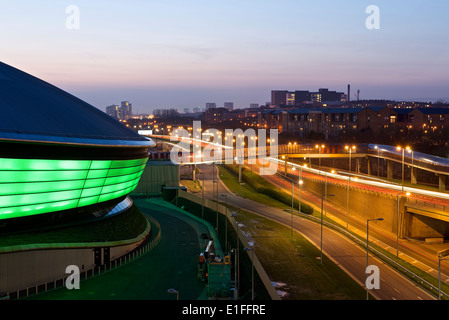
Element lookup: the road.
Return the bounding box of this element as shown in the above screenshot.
[196,163,435,300]
[30,198,207,300]
[263,163,449,285]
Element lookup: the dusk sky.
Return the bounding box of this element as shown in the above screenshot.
[1,0,449,114]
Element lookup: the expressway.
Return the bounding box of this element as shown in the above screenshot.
[265,162,449,268]
[153,134,449,297]
[196,163,435,300]
[154,134,449,207]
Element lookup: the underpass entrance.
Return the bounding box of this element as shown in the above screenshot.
[404,206,449,243]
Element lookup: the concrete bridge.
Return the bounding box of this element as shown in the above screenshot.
[150,135,449,190]
[151,134,449,241]
[275,143,449,191]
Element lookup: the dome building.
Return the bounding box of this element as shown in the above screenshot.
[0,61,155,228]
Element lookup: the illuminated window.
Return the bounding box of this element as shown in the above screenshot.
[0,157,148,220]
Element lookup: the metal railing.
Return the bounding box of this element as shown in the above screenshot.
[290,209,447,300]
[2,214,160,300]
[178,190,281,300]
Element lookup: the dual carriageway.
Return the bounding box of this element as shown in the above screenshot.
[151,133,449,299]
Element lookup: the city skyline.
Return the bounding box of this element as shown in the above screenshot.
[1,1,449,113]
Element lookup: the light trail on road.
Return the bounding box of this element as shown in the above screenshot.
[153,134,449,289]
[154,134,449,206]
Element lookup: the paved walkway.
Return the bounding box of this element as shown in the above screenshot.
[30,198,212,300]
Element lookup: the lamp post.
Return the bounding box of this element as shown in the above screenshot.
[366,218,384,300]
[374,145,380,177]
[346,176,350,230]
[298,179,304,213]
[439,257,449,300]
[291,181,294,237]
[396,146,411,192]
[244,246,255,300]
[199,172,205,220]
[292,179,304,237]
[291,181,294,211]
[320,194,335,264]
[213,180,218,234]
[345,145,356,175]
[220,194,228,252]
[167,288,179,300]
[315,144,325,167]
[438,253,449,300]
[282,155,287,175]
[231,247,239,300]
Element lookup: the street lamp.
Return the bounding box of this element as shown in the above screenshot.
[292,179,305,237]
[346,176,350,230]
[199,172,205,220]
[298,179,304,213]
[345,145,356,175]
[220,194,229,252]
[374,145,380,177]
[244,246,255,300]
[291,181,294,236]
[231,247,239,300]
[315,144,325,167]
[438,249,449,300]
[320,194,335,264]
[366,218,384,300]
[167,288,179,300]
[439,257,449,300]
[396,146,411,192]
[213,180,219,234]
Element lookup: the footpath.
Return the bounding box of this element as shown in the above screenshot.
[31,198,214,300]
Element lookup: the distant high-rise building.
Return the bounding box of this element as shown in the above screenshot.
[120,101,133,119]
[106,101,133,120]
[106,105,120,119]
[193,106,201,113]
[271,90,288,106]
[206,103,216,110]
[286,93,296,106]
[224,102,234,111]
[316,88,345,102]
[250,103,259,109]
[184,107,190,114]
[311,92,322,103]
[294,91,311,104]
[272,88,345,106]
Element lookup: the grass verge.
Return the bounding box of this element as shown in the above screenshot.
[180,179,202,193]
[228,203,367,300]
[0,205,148,247]
[216,164,368,299]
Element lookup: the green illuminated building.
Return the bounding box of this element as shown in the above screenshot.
[0,61,155,227]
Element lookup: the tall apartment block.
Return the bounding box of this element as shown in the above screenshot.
[224,102,234,111]
[271,88,346,106]
[206,103,217,110]
[106,101,133,120]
